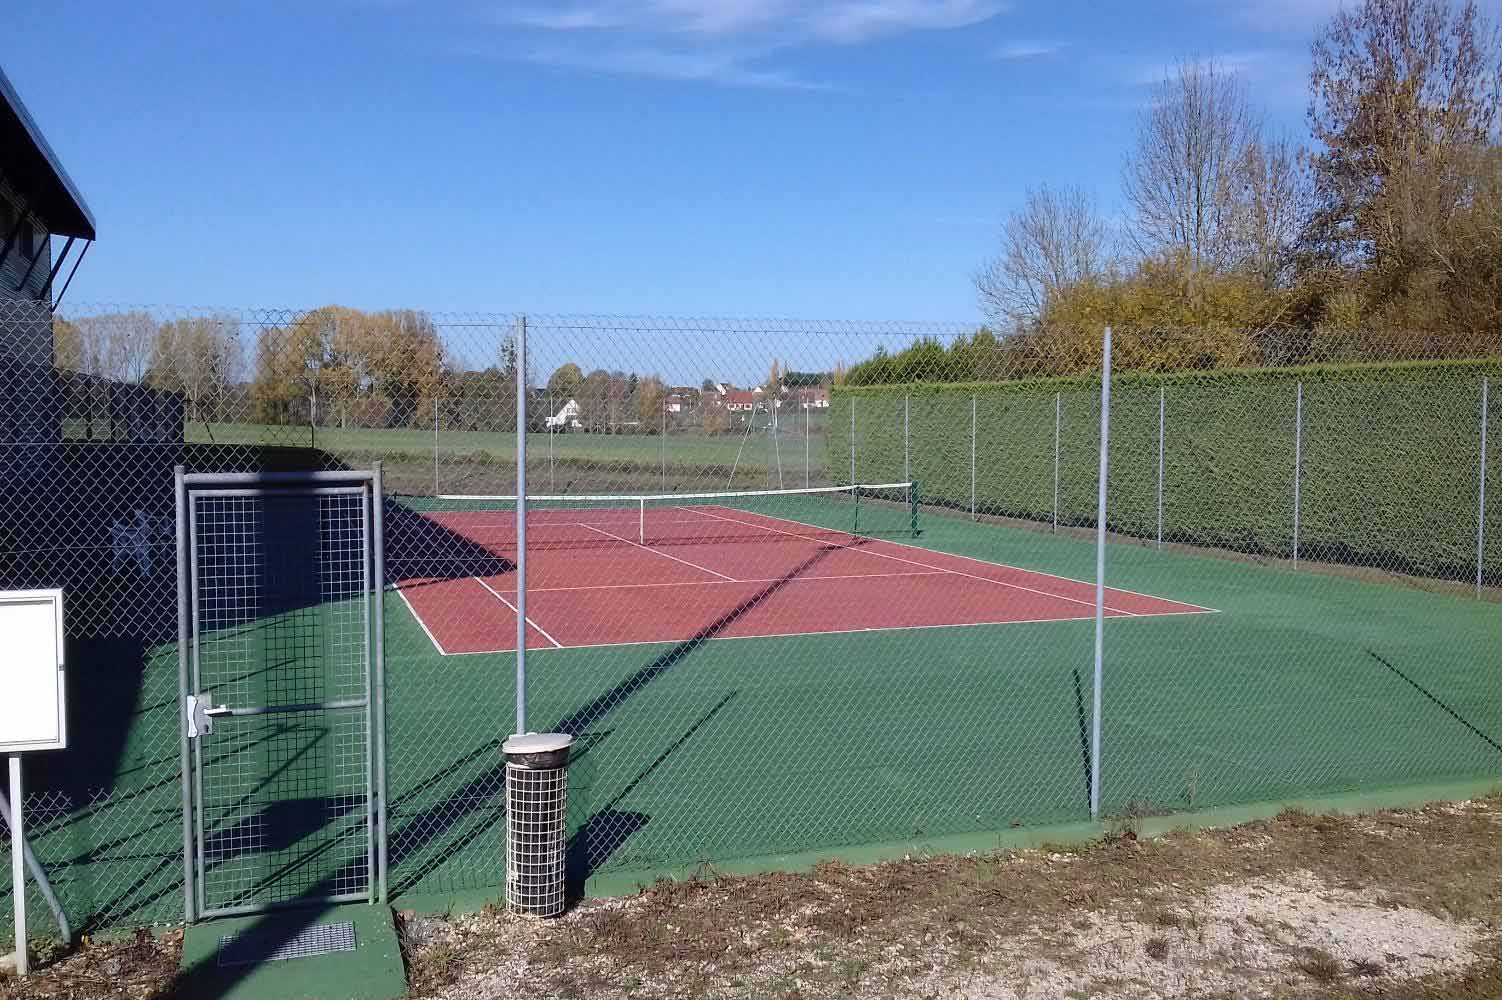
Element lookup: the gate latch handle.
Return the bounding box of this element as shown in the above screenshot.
[185,693,231,739]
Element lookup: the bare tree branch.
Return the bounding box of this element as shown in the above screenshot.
[976,184,1109,325]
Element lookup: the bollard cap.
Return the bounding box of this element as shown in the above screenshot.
[503,732,574,756]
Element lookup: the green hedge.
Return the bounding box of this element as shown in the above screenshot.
[829,359,1502,582]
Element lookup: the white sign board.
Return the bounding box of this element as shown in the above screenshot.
[0,589,66,753]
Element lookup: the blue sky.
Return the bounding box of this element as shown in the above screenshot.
[7,0,1363,320]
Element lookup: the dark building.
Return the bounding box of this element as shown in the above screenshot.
[0,61,95,363]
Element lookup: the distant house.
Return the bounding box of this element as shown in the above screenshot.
[722,390,759,413]
[666,387,698,414]
[546,398,582,430]
[790,387,829,409]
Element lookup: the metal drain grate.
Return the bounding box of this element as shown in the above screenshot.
[218,920,357,967]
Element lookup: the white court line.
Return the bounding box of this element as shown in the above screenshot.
[578,522,738,582]
[474,576,566,649]
[392,581,450,656]
[431,516,718,532]
[489,568,951,595]
[424,504,1216,613]
[690,503,1221,615]
[684,506,1142,616]
[439,606,1217,657]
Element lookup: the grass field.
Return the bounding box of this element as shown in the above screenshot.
[181,421,833,495]
[6,491,1502,942]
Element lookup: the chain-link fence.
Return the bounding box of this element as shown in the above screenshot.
[2,302,1500,941]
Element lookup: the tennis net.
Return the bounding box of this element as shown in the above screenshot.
[394,482,920,549]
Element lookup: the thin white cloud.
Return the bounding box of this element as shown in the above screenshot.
[495,0,1006,43]
[507,7,632,30]
[803,0,1009,44]
[461,0,1011,89]
[993,41,1062,61]
[515,42,835,90]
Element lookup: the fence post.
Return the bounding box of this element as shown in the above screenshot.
[11,754,26,976]
[514,315,528,735]
[174,466,195,924]
[371,461,388,904]
[548,393,555,494]
[1478,377,1490,598]
[849,396,856,488]
[804,399,810,489]
[433,396,440,496]
[904,394,911,484]
[661,399,667,492]
[1294,381,1303,566]
[1090,327,1113,821]
[971,395,977,520]
[1156,386,1165,550]
[1053,392,1061,531]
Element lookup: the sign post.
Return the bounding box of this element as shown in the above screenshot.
[0,589,67,977]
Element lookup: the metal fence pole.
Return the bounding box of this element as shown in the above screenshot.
[1053,392,1060,531]
[661,399,667,491]
[1156,386,1165,550]
[1090,327,1113,821]
[514,315,528,735]
[971,395,977,520]
[904,394,910,484]
[1294,381,1303,566]
[371,462,387,903]
[804,400,810,489]
[548,393,555,494]
[849,397,856,488]
[433,396,440,496]
[173,465,195,924]
[1478,377,1490,598]
[11,754,26,976]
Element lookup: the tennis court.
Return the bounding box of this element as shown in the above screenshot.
[389,485,1214,655]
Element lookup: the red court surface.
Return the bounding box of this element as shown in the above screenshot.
[393,505,1216,655]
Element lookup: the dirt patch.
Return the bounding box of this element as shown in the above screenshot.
[392,798,1502,1000]
[0,928,181,1000]
[6,798,1501,999]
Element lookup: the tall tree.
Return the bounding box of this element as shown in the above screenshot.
[977,184,1109,324]
[635,375,667,431]
[548,362,585,401]
[148,316,242,422]
[52,316,83,371]
[1306,0,1502,272]
[1123,58,1272,276]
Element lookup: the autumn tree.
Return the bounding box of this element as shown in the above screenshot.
[547,362,585,404]
[1306,0,1502,275]
[53,316,83,371]
[147,316,242,422]
[635,375,667,432]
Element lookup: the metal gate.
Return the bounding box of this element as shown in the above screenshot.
[175,469,386,920]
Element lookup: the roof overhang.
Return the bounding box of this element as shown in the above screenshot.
[0,65,95,241]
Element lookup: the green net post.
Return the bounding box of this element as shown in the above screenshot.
[853,483,860,535]
[910,480,920,537]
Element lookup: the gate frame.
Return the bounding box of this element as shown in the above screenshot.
[174,466,386,922]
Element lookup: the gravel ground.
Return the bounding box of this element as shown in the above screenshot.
[4,797,1501,999]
